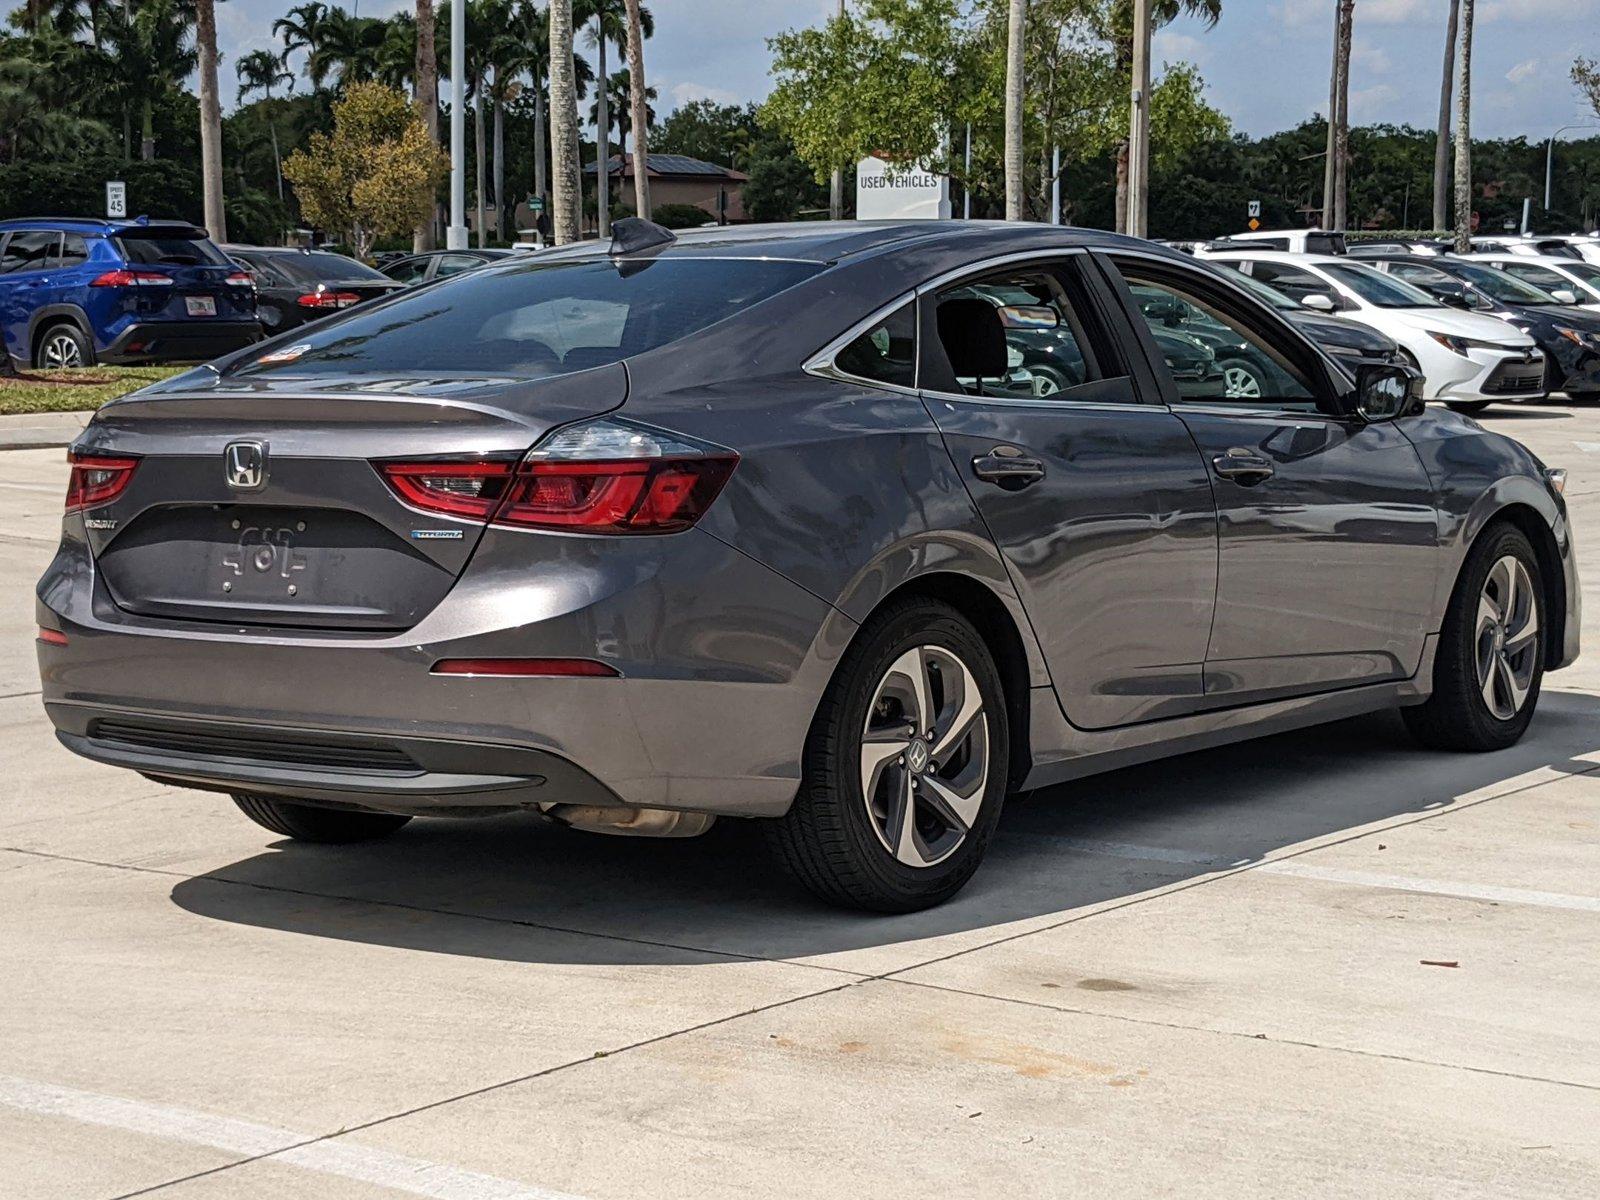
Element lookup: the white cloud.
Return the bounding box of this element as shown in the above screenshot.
[1506,58,1543,84]
[1153,31,1205,63]
[1481,0,1600,23]
[1352,44,1392,74]
[1349,82,1398,121]
[668,81,741,108]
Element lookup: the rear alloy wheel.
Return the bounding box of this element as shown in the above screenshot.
[1403,523,1544,751]
[232,793,412,843]
[36,323,93,370]
[768,599,1009,912]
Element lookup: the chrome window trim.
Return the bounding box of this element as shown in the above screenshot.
[918,390,1154,413]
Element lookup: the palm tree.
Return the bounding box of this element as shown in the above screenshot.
[377,12,418,90]
[1107,0,1222,233]
[312,9,387,89]
[549,0,580,242]
[588,69,653,143]
[1454,0,1473,253]
[415,0,439,250]
[237,49,293,201]
[1433,0,1459,232]
[273,2,330,84]
[1004,0,1024,221]
[622,0,651,217]
[577,0,653,237]
[194,0,227,241]
[105,0,196,161]
[1330,0,1353,231]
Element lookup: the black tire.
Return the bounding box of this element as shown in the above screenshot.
[34,322,94,370]
[232,793,412,843]
[1445,400,1492,415]
[1403,522,1545,752]
[767,598,1010,912]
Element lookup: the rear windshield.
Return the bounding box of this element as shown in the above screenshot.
[1323,262,1439,308]
[254,251,389,285]
[230,257,821,380]
[116,233,230,266]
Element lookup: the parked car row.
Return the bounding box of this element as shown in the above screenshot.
[0,216,521,370]
[1186,231,1600,412]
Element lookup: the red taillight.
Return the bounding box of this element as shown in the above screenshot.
[225,271,254,288]
[90,269,174,288]
[378,460,515,521]
[65,452,139,512]
[297,291,361,309]
[430,658,619,677]
[376,420,738,535]
[37,627,68,647]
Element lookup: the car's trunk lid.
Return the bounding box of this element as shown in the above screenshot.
[73,365,626,631]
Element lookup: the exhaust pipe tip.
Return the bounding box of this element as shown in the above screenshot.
[541,803,716,839]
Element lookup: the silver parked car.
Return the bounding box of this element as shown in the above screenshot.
[36,220,1580,911]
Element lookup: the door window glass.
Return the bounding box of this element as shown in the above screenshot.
[930,270,1096,400]
[1120,268,1317,410]
[434,254,484,279]
[833,302,915,388]
[1,231,59,273]
[1245,261,1340,307]
[57,234,89,268]
[383,256,432,284]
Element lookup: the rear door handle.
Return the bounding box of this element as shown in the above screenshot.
[972,449,1046,490]
[1211,449,1274,485]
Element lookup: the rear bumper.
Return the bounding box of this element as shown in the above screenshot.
[100,320,262,366]
[36,523,849,819]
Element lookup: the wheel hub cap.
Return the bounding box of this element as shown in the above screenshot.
[860,645,989,868]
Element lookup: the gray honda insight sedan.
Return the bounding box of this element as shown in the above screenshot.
[36,220,1579,911]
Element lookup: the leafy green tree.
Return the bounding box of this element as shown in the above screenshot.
[283,81,449,257]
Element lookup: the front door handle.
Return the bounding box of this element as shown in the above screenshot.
[972,448,1046,490]
[1211,448,1274,485]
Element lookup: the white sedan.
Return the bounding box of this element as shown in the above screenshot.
[1202,250,1544,413]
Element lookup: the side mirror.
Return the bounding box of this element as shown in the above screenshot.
[1353,362,1419,423]
[1428,281,1472,309]
[1300,293,1337,313]
[1552,288,1580,305]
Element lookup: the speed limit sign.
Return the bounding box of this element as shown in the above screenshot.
[1247,199,1262,219]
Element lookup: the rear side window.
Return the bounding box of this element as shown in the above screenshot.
[1,231,59,273]
[57,234,89,268]
[231,257,821,380]
[260,251,389,285]
[116,234,230,267]
[833,303,916,389]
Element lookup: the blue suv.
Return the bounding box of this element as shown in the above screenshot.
[0,217,261,370]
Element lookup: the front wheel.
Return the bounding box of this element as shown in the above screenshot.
[1403,523,1544,752]
[767,599,1009,912]
[232,793,413,843]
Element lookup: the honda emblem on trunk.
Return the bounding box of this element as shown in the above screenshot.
[225,441,268,491]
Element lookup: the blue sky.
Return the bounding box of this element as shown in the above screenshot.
[225,0,1600,141]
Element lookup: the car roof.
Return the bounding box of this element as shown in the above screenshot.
[1203,249,1351,267]
[0,217,207,236]
[527,220,1167,267]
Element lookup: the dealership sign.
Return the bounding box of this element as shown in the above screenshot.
[855,156,951,221]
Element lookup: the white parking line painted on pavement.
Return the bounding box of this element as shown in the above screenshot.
[1045,835,1600,913]
[0,1074,590,1200]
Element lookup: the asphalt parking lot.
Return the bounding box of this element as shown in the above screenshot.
[4,402,1600,1199]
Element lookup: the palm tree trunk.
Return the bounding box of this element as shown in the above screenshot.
[624,0,651,219]
[1333,0,1353,232]
[595,22,610,238]
[270,119,283,203]
[195,0,227,241]
[549,0,581,245]
[1454,0,1474,253]
[1433,0,1459,232]
[474,85,486,248]
[415,0,438,251]
[1322,2,1338,227]
[1003,0,1024,221]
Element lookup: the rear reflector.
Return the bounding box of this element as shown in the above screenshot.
[65,452,139,512]
[36,627,68,646]
[430,658,619,677]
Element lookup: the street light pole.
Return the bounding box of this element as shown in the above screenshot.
[447,0,468,250]
[1126,0,1151,238]
[1546,124,1600,211]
